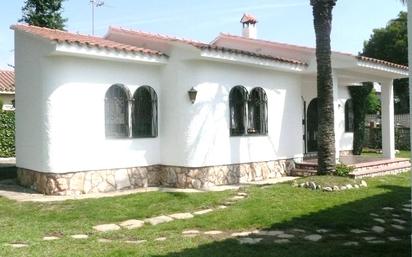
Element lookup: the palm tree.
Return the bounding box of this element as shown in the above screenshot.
[310,0,337,175]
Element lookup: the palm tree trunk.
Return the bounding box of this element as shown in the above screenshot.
[311,0,337,175]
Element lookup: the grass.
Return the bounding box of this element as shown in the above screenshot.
[0,172,410,257]
[362,149,410,158]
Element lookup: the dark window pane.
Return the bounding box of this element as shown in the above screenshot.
[248,87,268,135]
[229,86,248,136]
[133,86,158,138]
[105,84,129,138]
[345,99,354,132]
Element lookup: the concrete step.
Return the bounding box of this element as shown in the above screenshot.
[350,163,411,178]
[290,168,317,177]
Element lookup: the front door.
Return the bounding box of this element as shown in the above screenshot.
[307,98,318,152]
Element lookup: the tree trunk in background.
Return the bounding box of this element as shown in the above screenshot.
[349,83,373,155]
[311,0,337,175]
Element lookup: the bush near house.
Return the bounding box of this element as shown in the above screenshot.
[0,111,15,157]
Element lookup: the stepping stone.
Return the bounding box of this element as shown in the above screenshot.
[155,237,167,241]
[292,229,306,233]
[182,230,200,235]
[223,202,235,206]
[388,237,401,242]
[304,234,322,242]
[316,229,329,233]
[231,231,253,237]
[204,230,223,235]
[230,196,245,201]
[71,234,89,239]
[391,224,405,230]
[98,238,112,243]
[193,209,213,215]
[238,237,262,244]
[350,229,367,234]
[363,236,376,241]
[392,214,401,218]
[43,236,59,241]
[373,218,385,224]
[124,240,146,244]
[343,241,359,246]
[274,239,290,244]
[370,213,379,217]
[237,192,248,197]
[256,230,284,236]
[403,204,411,208]
[368,240,385,244]
[183,234,198,238]
[7,243,28,248]
[144,215,174,225]
[119,219,144,230]
[93,224,121,232]
[382,207,394,211]
[402,208,411,213]
[168,213,194,220]
[371,226,385,233]
[392,218,406,224]
[278,233,294,239]
[217,205,227,209]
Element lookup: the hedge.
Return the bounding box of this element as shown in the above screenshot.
[0,111,15,157]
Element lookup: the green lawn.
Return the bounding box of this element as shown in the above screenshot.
[362,149,411,159]
[0,173,410,257]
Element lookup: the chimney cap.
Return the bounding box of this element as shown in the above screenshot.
[240,13,257,24]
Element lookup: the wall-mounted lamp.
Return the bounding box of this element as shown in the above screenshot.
[188,87,198,104]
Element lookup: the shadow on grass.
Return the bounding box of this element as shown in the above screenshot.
[147,184,411,257]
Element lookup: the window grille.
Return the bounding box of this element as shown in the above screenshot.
[248,87,268,135]
[105,84,130,138]
[133,86,158,138]
[345,99,354,132]
[229,86,248,136]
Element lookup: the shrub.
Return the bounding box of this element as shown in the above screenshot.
[0,98,3,111]
[334,163,354,177]
[0,111,15,157]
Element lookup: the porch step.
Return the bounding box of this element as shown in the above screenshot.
[350,161,411,179]
[290,168,317,177]
[292,158,411,178]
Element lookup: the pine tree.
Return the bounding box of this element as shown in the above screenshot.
[19,0,67,30]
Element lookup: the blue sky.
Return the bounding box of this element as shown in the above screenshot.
[0,0,406,69]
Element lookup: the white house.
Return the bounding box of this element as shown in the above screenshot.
[12,14,408,195]
[0,70,15,111]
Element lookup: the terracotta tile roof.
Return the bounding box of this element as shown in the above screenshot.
[240,13,258,24]
[218,33,408,71]
[109,26,209,47]
[0,70,15,93]
[197,45,307,66]
[357,56,408,71]
[110,27,307,66]
[11,24,166,57]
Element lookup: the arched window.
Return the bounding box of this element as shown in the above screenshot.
[133,86,158,138]
[248,87,268,135]
[229,86,248,136]
[345,99,354,132]
[105,84,130,138]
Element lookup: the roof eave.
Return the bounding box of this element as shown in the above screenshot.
[199,48,307,73]
[53,42,168,64]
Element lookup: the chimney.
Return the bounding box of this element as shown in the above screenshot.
[240,13,257,39]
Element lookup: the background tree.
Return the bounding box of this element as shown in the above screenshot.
[349,83,373,155]
[19,0,67,30]
[310,0,337,175]
[362,11,408,114]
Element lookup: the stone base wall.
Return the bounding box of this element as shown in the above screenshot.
[17,159,295,195]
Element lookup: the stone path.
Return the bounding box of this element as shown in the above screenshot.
[4,191,410,250]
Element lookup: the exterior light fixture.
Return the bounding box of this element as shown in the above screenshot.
[188,87,198,104]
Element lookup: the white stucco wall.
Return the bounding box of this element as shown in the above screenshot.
[15,31,162,173]
[160,47,304,167]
